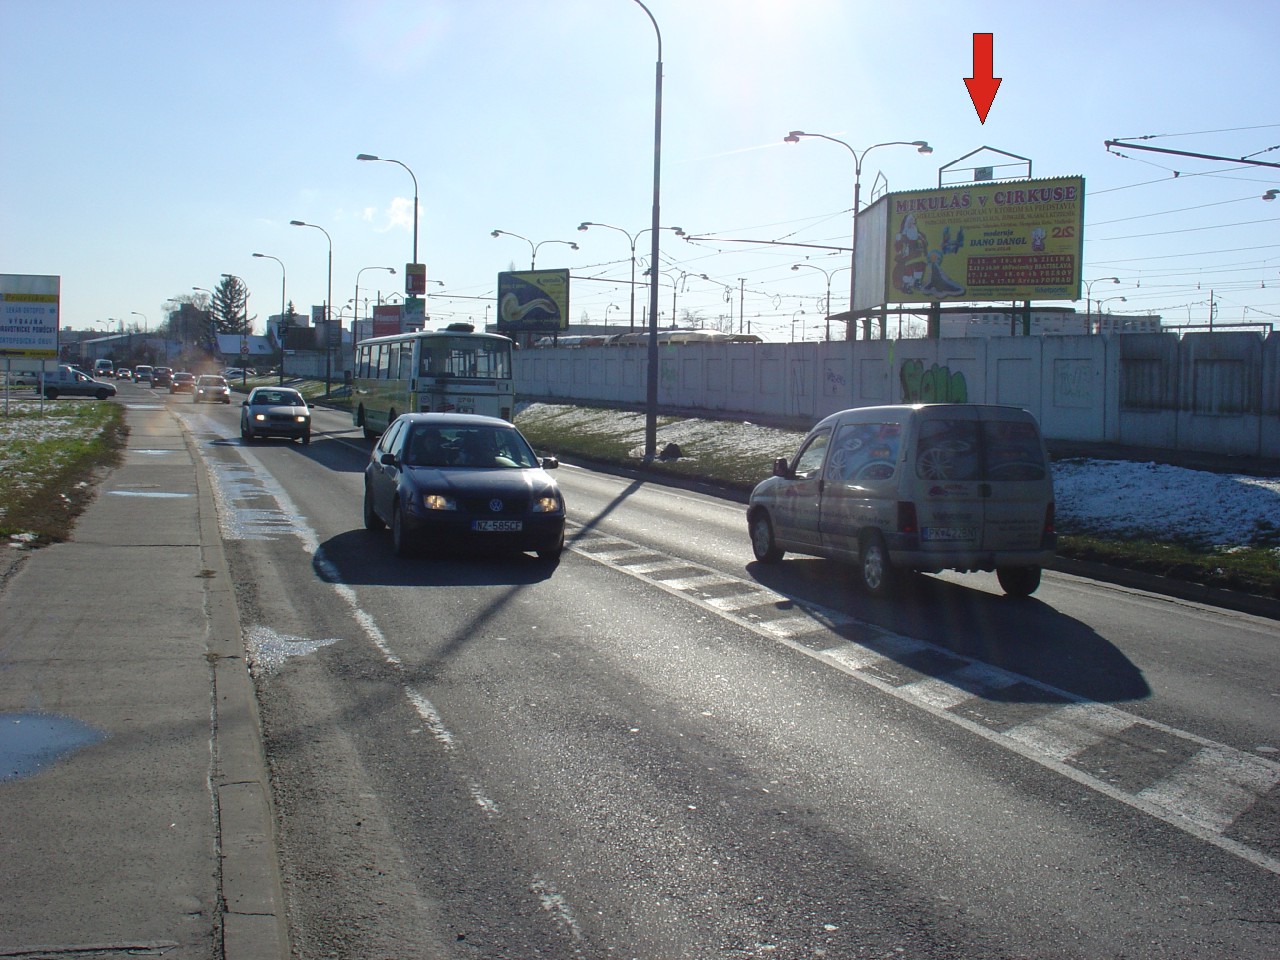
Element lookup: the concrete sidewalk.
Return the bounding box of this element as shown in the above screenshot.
[0,403,287,959]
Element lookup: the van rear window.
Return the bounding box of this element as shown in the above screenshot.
[914,419,1045,482]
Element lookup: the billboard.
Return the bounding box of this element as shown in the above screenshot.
[881,177,1084,305]
[497,270,569,332]
[0,274,60,359]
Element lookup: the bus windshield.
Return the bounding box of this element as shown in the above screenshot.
[420,337,510,380]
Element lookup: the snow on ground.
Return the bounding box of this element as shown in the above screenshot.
[518,404,1280,552]
[3,399,1276,552]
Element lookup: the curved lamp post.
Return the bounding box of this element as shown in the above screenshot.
[356,153,419,269]
[1084,276,1120,330]
[631,0,665,461]
[290,219,334,395]
[490,229,579,270]
[791,262,851,341]
[355,265,396,346]
[577,222,684,333]
[253,253,287,382]
[784,131,932,340]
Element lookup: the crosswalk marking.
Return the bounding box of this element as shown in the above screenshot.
[567,523,1280,875]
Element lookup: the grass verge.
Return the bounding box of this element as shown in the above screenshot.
[0,401,128,545]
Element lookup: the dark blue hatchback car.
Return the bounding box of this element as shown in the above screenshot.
[363,413,566,562]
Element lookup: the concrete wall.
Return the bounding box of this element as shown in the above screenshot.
[515,331,1280,458]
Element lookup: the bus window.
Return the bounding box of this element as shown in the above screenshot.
[375,344,390,379]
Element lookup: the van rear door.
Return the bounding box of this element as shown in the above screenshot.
[910,411,986,557]
[978,413,1051,551]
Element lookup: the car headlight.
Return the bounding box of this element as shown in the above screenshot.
[253,413,266,421]
[531,494,562,513]
[423,493,456,511]
[295,415,308,423]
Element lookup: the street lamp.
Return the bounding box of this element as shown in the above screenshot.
[791,308,806,343]
[130,310,148,334]
[355,265,396,346]
[629,0,666,461]
[253,253,287,383]
[784,131,932,340]
[1084,276,1120,329]
[791,262,851,341]
[604,303,618,327]
[577,222,684,333]
[490,229,579,270]
[356,153,419,269]
[290,219,334,395]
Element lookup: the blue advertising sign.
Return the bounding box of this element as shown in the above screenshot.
[497,270,569,332]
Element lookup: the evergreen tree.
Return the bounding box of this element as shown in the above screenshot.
[212,275,255,335]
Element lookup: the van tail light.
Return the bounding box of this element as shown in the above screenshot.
[896,501,918,535]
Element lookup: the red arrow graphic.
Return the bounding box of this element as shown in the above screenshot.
[965,33,1001,124]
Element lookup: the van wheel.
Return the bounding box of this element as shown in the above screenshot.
[997,566,1041,597]
[859,532,894,597]
[749,511,783,563]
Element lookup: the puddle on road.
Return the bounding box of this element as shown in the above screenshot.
[0,712,105,782]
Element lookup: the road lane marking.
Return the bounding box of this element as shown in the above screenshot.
[567,521,1280,876]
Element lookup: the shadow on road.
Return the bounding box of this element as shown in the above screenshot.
[747,558,1150,706]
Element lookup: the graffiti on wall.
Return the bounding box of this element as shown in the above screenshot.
[900,359,968,403]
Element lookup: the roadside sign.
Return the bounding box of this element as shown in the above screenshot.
[0,274,60,360]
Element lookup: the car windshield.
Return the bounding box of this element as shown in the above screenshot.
[197,377,226,386]
[403,425,539,469]
[251,390,303,406]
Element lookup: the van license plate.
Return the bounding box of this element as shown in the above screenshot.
[473,520,522,532]
[922,527,975,542]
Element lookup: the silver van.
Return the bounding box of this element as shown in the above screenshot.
[747,404,1055,596]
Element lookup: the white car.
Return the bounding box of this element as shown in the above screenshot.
[193,375,231,404]
[240,386,311,444]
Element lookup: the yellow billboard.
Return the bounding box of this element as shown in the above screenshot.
[884,177,1083,304]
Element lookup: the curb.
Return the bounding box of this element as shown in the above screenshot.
[187,424,291,959]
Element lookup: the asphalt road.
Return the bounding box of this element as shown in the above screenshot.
[160,383,1279,959]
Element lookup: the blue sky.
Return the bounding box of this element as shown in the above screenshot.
[2,0,1277,342]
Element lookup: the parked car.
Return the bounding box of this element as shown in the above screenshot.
[363,412,566,561]
[37,365,117,401]
[240,386,311,443]
[746,403,1056,597]
[169,372,196,395]
[193,375,231,404]
[151,366,173,388]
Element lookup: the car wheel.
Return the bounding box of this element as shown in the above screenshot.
[363,482,385,532]
[858,531,894,597]
[302,432,311,446]
[44,388,58,400]
[391,499,414,557]
[997,565,1042,597]
[240,423,252,442]
[95,389,111,400]
[536,529,565,564]
[749,511,784,563]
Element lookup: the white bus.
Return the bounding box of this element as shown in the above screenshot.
[351,323,516,439]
